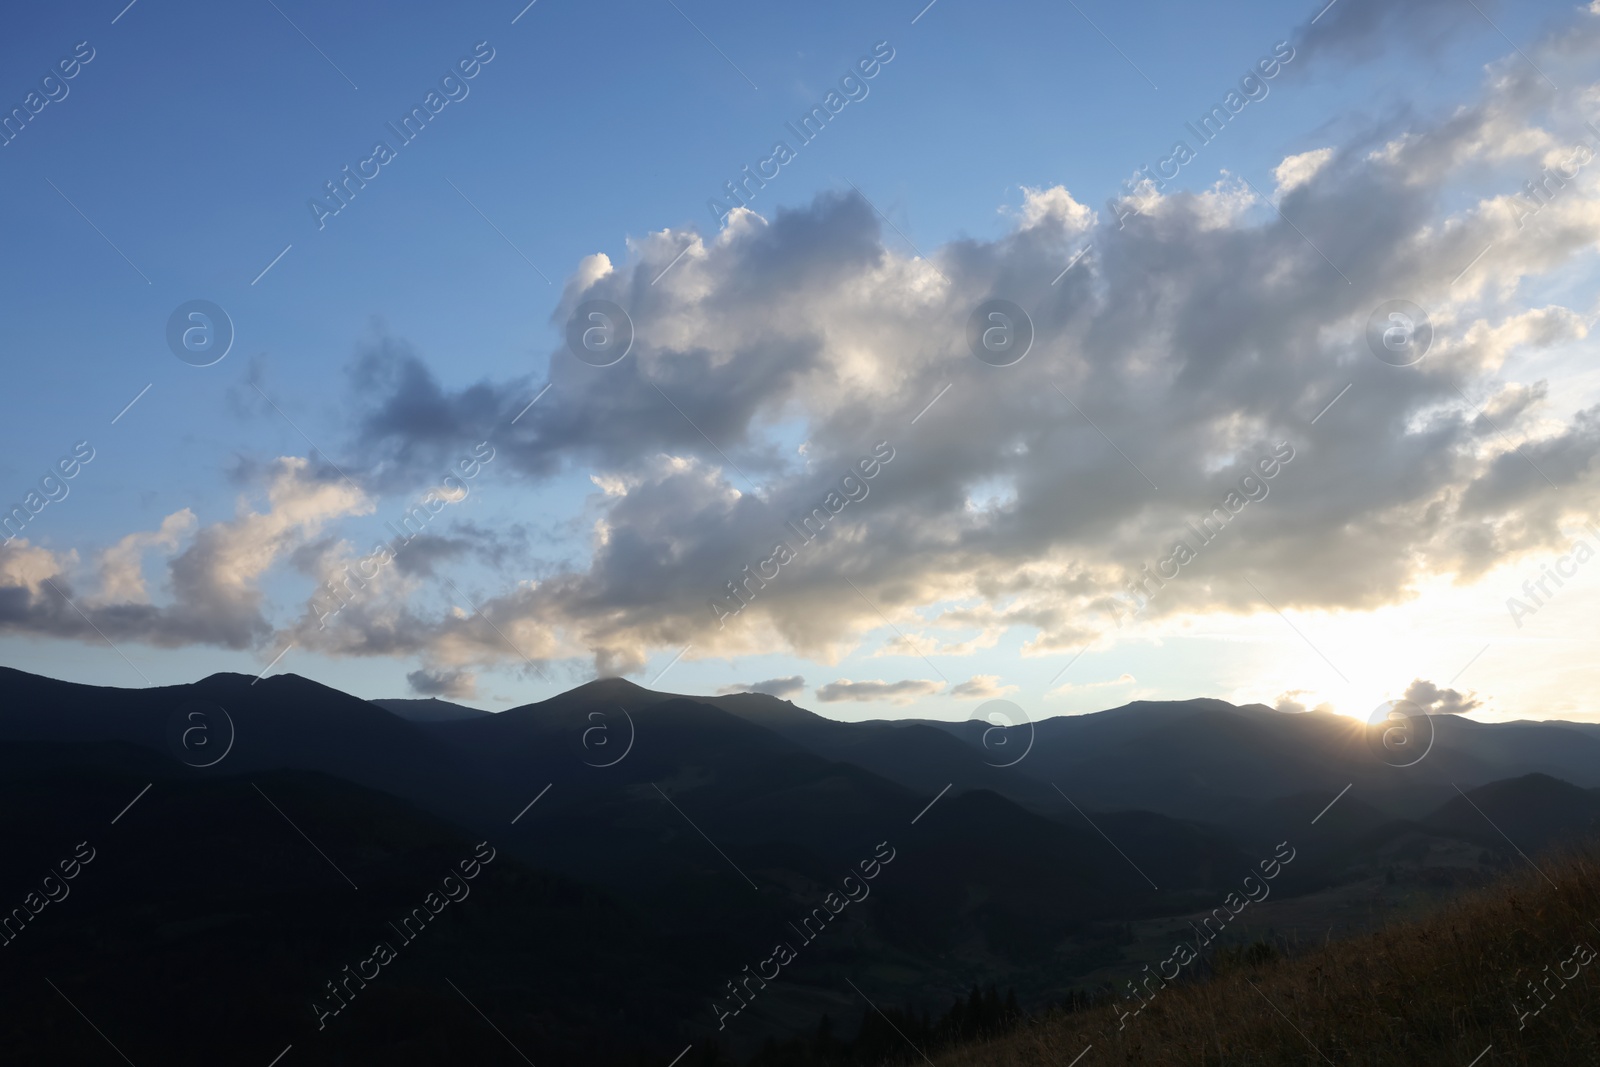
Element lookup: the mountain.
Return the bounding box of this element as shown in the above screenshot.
[920,698,1600,824]
[2,664,1597,1063]
[0,667,1252,1059]
[1420,772,1600,853]
[0,748,693,1065]
[0,666,486,825]
[371,696,492,722]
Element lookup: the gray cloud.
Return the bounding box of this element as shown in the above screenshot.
[309,22,1600,677]
[1290,0,1494,71]
[716,675,806,698]
[6,13,1600,689]
[816,678,944,704]
[407,667,478,699]
[0,458,367,651]
[1403,678,1483,715]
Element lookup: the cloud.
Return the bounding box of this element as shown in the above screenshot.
[1008,185,1094,231]
[874,625,1005,658]
[949,674,1019,699]
[407,667,477,699]
[815,678,944,704]
[9,12,1600,690]
[95,510,196,604]
[1273,148,1334,196]
[1274,689,1334,715]
[312,21,1600,679]
[1403,678,1483,715]
[1290,0,1491,70]
[0,457,369,651]
[716,675,806,698]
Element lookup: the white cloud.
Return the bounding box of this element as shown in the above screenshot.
[816,678,944,704]
[1010,185,1094,232]
[949,674,1019,699]
[1273,148,1334,196]
[10,11,1600,716]
[96,510,196,604]
[0,457,369,650]
[1274,689,1334,715]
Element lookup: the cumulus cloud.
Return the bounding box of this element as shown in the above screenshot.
[716,675,806,698]
[1275,689,1335,715]
[305,19,1600,679]
[0,457,368,650]
[1273,148,1334,196]
[1008,185,1094,232]
[949,674,1020,699]
[8,13,1600,688]
[1403,678,1483,715]
[407,667,478,699]
[95,510,196,604]
[816,678,945,704]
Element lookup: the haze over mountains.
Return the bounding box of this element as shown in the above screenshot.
[2,665,1595,1064]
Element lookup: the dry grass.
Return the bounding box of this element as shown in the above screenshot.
[923,848,1600,1066]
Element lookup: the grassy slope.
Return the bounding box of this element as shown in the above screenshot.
[923,847,1600,1066]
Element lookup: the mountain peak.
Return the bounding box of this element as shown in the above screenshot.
[568,676,662,702]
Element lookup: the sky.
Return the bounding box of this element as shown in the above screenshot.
[2,0,1598,726]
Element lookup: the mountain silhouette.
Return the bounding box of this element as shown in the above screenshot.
[372,696,491,722]
[1,664,1596,1063]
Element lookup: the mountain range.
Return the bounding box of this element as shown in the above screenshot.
[0,664,1595,1065]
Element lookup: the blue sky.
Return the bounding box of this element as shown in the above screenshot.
[3,0,1597,724]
